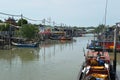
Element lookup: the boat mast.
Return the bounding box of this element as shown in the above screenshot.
[103,0,108,52]
[104,0,108,26]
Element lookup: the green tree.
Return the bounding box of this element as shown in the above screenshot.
[94,24,106,34]
[0,23,10,31]
[21,24,38,40]
[17,18,28,26]
[0,20,3,23]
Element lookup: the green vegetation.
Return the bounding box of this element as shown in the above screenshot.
[0,18,39,41]
[94,24,108,34]
[0,23,10,31]
[0,20,3,23]
[0,17,116,41]
[20,24,39,40]
[95,24,105,33]
[17,18,28,26]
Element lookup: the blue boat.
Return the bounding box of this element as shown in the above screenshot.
[12,42,38,48]
[87,40,103,51]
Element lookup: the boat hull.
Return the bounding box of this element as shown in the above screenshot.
[12,42,38,48]
[78,62,112,80]
[87,40,120,51]
[49,37,72,40]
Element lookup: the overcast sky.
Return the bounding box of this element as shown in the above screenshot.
[0,0,120,27]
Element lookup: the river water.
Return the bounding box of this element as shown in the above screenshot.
[0,36,120,80]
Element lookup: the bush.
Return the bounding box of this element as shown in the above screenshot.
[20,24,38,40]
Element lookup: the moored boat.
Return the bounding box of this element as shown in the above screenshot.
[98,41,120,51]
[60,36,73,40]
[79,49,113,80]
[87,40,120,51]
[85,50,110,64]
[87,40,103,50]
[12,42,39,48]
[49,36,72,40]
[79,64,111,80]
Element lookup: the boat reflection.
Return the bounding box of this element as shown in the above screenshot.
[0,40,75,64]
[39,40,75,63]
[0,48,39,62]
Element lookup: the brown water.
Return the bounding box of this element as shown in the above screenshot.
[0,36,119,80]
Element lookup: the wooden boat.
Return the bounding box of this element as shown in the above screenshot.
[85,50,110,64]
[12,42,38,48]
[98,41,120,51]
[79,49,113,80]
[87,40,103,51]
[60,36,72,40]
[49,36,61,40]
[87,40,120,51]
[90,27,120,51]
[79,64,111,80]
[50,36,72,40]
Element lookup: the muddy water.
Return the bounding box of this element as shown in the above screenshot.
[0,36,119,80]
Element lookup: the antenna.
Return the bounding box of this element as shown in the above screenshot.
[104,0,108,26]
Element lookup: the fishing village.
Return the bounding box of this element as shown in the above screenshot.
[0,0,120,80]
[0,12,120,80]
[0,17,86,49]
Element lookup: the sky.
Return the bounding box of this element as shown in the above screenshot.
[0,0,120,27]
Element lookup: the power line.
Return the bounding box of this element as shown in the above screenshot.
[0,12,66,26]
[0,12,21,17]
[23,16,42,22]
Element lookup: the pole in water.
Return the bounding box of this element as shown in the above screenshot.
[113,22,120,80]
[113,28,117,80]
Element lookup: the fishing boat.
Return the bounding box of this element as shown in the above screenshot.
[85,50,110,64]
[50,36,72,40]
[49,36,61,40]
[79,49,113,80]
[80,0,119,78]
[88,26,120,51]
[79,64,111,80]
[87,39,120,52]
[81,23,120,80]
[60,36,73,40]
[12,42,38,48]
[87,40,103,51]
[80,41,112,80]
[97,41,120,51]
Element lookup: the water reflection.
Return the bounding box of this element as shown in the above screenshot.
[109,52,120,65]
[0,37,119,80]
[0,40,75,63]
[0,40,76,80]
[39,40,75,63]
[0,48,39,63]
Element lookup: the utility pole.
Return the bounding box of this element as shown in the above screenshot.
[47,17,51,26]
[53,21,55,27]
[113,22,120,80]
[21,14,23,26]
[9,19,12,49]
[42,18,46,26]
